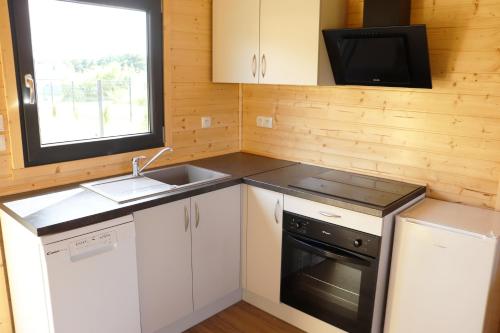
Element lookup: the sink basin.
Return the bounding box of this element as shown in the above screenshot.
[143,164,230,187]
[81,165,230,203]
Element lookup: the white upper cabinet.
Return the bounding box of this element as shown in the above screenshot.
[246,186,283,303]
[191,185,241,311]
[134,199,194,333]
[213,0,260,84]
[213,0,346,86]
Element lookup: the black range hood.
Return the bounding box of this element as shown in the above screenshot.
[323,0,432,89]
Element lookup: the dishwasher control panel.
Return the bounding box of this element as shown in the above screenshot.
[69,230,118,262]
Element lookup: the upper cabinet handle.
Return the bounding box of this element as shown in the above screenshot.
[319,211,342,219]
[252,54,257,78]
[195,202,200,228]
[274,199,280,224]
[261,54,267,78]
[184,206,189,232]
[24,74,36,105]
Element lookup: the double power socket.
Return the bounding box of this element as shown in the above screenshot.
[256,116,273,129]
[200,115,273,130]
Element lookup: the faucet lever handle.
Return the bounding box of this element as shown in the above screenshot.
[132,156,147,163]
[132,156,147,177]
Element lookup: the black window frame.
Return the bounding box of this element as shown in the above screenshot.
[8,0,164,167]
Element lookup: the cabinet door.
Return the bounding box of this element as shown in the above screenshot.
[134,199,193,333]
[260,0,320,85]
[246,186,283,303]
[213,0,260,83]
[191,185,241,311]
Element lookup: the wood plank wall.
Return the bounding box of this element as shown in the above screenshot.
[0,0,238,329]
[242,0,500,210]
[0,0,239,197]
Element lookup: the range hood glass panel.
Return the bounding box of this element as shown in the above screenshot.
[342,37,410,85]
[323,25,432,89]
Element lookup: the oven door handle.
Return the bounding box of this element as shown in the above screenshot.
[286,233,372,267]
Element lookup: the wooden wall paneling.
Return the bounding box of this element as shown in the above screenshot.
[0,0,239,198]
[0,0,239,327]
[496,180,500,211]
[242,0,500,209]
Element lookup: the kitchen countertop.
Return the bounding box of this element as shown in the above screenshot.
[0,153,296,236]
[0,152,426,236]
[244,164,426,217]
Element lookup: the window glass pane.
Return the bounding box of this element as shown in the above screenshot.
[28,0,150,146]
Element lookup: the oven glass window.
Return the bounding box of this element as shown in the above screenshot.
[281,237,363,320]
[280,231,378,333]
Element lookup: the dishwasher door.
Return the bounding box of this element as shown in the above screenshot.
[42,221,141,333]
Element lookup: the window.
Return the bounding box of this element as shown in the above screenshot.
[8,0,164,166]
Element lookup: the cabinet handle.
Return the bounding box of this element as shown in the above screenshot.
[252,54,257,78]
[184,206,189,232]
[24,74,36,105]
[274,199,280,224]
[195,202,200,228]
[261,54,267,78]
[319,211,342,219]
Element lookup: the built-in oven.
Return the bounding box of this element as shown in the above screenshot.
[281,211,381,333]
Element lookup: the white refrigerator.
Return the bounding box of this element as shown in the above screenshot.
[384,198,500,333]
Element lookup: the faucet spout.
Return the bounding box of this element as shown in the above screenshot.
[132,147,174,177]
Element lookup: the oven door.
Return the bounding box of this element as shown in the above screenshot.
[281,230,378,333]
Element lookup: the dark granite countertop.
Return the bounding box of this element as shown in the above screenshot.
[1,152,426,236]
[0,153,296,236]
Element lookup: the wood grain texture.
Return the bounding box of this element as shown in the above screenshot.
[0,0,239,197]
[242,0,500,210]
[185,301,305,333]
[0,0,238,328]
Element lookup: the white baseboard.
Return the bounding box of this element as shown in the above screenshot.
[243,290,347,333]
[156,289,242,333]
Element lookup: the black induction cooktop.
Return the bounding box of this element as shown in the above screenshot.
[289,170,422,209]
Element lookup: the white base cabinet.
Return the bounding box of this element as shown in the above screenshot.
[191,186,241,311]
[246,186,283,303]
[134,185,241,333]
[135,199,193,333]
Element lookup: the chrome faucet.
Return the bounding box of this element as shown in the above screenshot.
[132,147,174,177]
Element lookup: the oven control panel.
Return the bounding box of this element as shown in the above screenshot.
[283,211,380,258]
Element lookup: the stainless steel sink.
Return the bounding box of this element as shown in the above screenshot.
[143,165,229,188]
[81,165,230,203]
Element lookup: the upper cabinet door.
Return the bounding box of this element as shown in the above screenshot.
[213,0,260,83]
[246,186,283,303]
[134,200,193,333]
[259,0,321,85]
[191,185,241,311]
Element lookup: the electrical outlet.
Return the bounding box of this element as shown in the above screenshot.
[201,116,212,129]
[257,116,273,129]
[0,115,3,131]
[263,117,273,129]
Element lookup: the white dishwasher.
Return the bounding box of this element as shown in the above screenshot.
[1,212,141,333]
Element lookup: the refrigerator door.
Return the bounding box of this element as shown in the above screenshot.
[384,217,498,333]
[42,222,141,333]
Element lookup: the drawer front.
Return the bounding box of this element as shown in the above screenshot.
[284,195,383,236]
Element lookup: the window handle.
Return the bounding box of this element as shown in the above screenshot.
[24,74,36,105]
